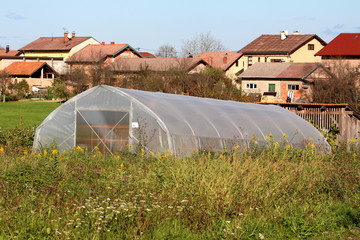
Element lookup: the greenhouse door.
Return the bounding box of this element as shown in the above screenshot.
[76,110,129,154]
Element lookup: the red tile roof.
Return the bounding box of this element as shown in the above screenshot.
[111,57,207,72]
[140,52,156,58]
[0,50,20,56]
[67,43,136,62]
[197,52,242,70]
[19,36,96,51]
[4,62,50,75]
[315,33,360,56]
[239,34,326,55]
[239,62,326,80]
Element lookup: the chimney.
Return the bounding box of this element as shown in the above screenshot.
[293,30,299,35]
[280,31,287,40]
[72,31,76,38]
[5,45,9,53]
[101,42,105,45]
[64,31,69,42]
[110,42,115,45]
[223,53,228,64]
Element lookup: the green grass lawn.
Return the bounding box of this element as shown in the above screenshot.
[0,100,62,129]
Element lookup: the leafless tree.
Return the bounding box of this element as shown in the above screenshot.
[181,32,227,57]
[156,44,178,58]
[64,68,89,94]
[313,59,360,109]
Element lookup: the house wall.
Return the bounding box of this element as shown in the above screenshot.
[225,59,243,85]
[321,59,360,70]
[68,38,100,58]
[241,79,305,102]
[11,77,53,91]
[290,38,323,62]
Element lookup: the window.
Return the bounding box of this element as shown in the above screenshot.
[308,44,315,50]
[248,56,253,66]
[268,84,275,92]
[288,84,300,90]
[258,57,261,62]
[265,57,267,62]
[246,83,257,89]
[271,59,282,62]
[235,60,239,67]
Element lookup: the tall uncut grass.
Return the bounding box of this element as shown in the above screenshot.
[0,141,359,239]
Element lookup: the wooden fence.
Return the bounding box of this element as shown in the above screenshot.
[260,103,360,142]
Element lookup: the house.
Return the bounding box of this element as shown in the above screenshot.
[197,52,243,82]
[315,33,360,71]
[19,32,100,58]
[16,32,99,75]
[238,31,326,72]
[111,57,208,73]
[110,57,209,87]
[66,42,143,69]
[4,62,58,91]
[238,62,333,103]
[0,45,21,57]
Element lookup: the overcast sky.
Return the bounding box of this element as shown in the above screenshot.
[1,0,359,54]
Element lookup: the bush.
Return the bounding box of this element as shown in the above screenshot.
[0,124,35,153]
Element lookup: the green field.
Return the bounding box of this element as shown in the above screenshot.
[0,100,62,129]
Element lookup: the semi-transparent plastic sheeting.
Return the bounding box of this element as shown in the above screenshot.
[33,85,331,155]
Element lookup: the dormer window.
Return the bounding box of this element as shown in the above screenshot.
[308,44,315,50]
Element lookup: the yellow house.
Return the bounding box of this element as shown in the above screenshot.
[18,32,100,59]
[237,31,327,72]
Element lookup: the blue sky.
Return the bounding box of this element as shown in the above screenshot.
[1,0,359,54]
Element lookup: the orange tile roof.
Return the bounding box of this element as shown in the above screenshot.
[67,43,142,62]
[239,34,326,55]
[5,62,48,75]
[197,52,242,70]
[140,52,156,58]
[111,57,207,72]
[19,36,95,51]
[0,50,20,56]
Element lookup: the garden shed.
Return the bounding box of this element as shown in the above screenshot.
[33,85,330,155]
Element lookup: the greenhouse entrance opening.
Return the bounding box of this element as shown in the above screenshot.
[76,110,129,154]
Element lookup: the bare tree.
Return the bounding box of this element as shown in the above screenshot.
[65,68,89,94]
[181,32,227,57]
[313,59,360,109]
[156,44,177,58]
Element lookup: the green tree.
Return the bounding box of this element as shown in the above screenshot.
[0,70,11,102]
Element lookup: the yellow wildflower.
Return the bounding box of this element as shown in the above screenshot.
[51,149,58,155]
[43,150,48,155]
[0,146,4,154]
[120,163,125,169]
[282,133,288,139]
[75,146,84,152]
[233,145,240,150]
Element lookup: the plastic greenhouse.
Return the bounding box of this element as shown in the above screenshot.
[33,85,330,155]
